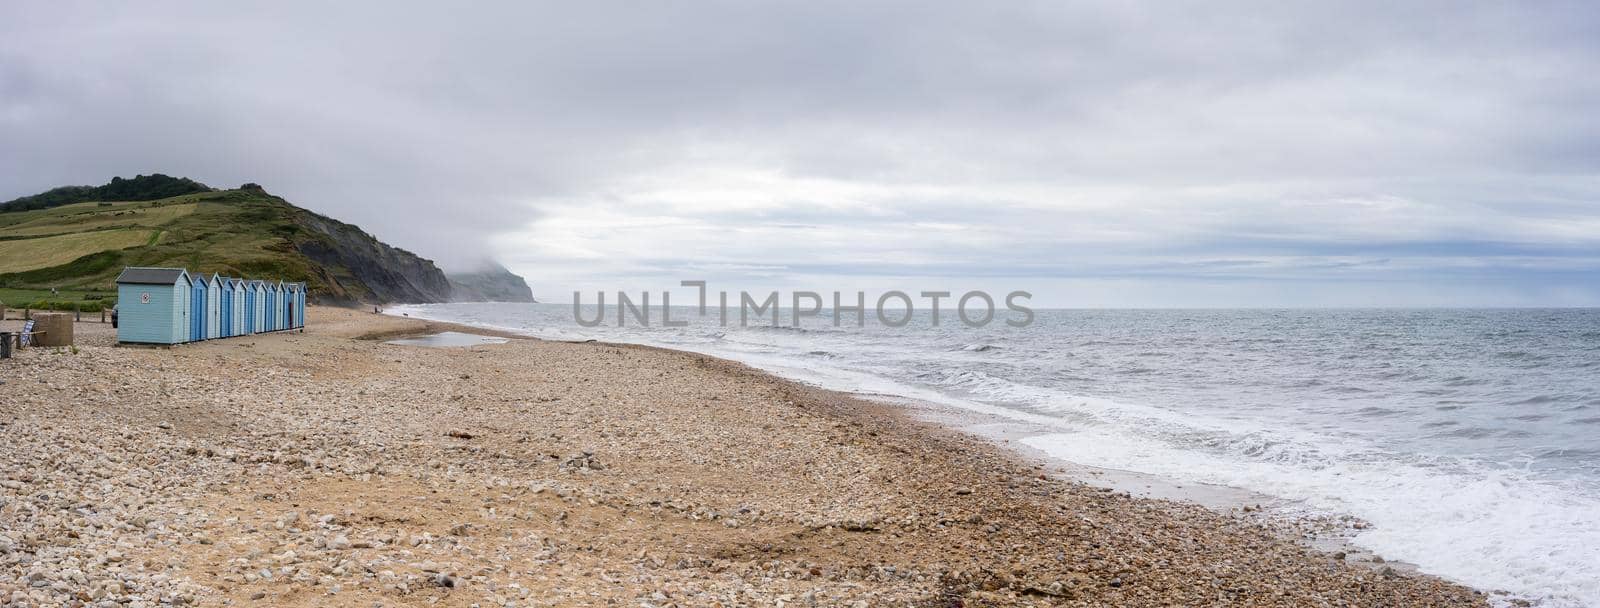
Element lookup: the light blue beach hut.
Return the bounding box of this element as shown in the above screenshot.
[115,267,193,345]
[229,277,246,336]
[275,280,288,330]
[190,272,207,340]
[297,282,307,328]
[205,273,222,339]
[252,280,267,333]
[285,282,302,329]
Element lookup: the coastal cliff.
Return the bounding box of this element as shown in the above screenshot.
[447,260,536,302]
[290,208,454,304]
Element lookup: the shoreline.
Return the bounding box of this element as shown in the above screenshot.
[381,308,1430,576]
[1,307,1490,606]
[877,396,1419,573]
[372,309,1484,595]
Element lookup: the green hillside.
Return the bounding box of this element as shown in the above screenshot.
[0,183,453,308]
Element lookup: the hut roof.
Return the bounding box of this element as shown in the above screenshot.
[115,267,189,285]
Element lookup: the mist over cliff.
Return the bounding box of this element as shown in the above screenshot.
[447,261,536,303]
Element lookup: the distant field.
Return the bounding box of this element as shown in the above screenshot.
[0,287,116,311]
[0,229,160,273]
[0,201,197,236]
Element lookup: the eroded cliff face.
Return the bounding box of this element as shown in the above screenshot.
[447,261,535,302]
[291,211,454,305]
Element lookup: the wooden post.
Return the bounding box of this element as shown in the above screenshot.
[0,332,10,358]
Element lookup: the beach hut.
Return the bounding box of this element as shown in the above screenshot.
[254,280,267,333]
[190,272,207,340]
[205,273,222,339]
[241,278,254,332]
[265,281,280,331]
[217,277,234,338]
[248,280,260,332]
[229,278,246,335]
[275,280,289,330]
[282,282,294,329]
[115,267,193,344]
[259,281,272,331]
[242,280,258,334]
[297,282,308,328]
[285,283,302,329]
[262,281,275,332]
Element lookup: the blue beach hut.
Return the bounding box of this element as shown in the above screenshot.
[115,268,193,345]
[205,273,222,339]
[243,280,259,334]
[266,281,280,331]
[282,282,294,329]
[297,282,307,328]
[260,281,272,331]
[190,272,207,340]
[218,277,234,338]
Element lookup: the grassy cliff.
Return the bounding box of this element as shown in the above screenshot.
[0,181,452,307]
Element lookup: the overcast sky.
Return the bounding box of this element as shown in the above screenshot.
[3,1,1598,306]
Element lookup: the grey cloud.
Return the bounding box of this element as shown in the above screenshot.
[2,1,1598,302]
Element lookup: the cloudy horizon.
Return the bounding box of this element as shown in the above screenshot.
[3,1,1598,306]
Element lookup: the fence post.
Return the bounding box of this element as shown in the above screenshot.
[0,332,10,359]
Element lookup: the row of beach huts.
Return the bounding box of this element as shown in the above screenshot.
[115,267,306,345]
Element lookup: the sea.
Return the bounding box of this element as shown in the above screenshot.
[387,303,1600,607]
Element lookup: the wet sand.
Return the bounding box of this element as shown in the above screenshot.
[0,307,1487,606]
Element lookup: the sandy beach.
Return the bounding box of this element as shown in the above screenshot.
[0,307,1488,607]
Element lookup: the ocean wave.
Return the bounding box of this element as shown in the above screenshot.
[1355,406,1405,417]
[1022,430,1600,607]
[745,324,842,335]
[1509,394,1561,406]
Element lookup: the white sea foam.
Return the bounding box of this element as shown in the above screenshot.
[1021,430,1599,607]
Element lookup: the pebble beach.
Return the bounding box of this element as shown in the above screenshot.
[0,307,1489,607]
